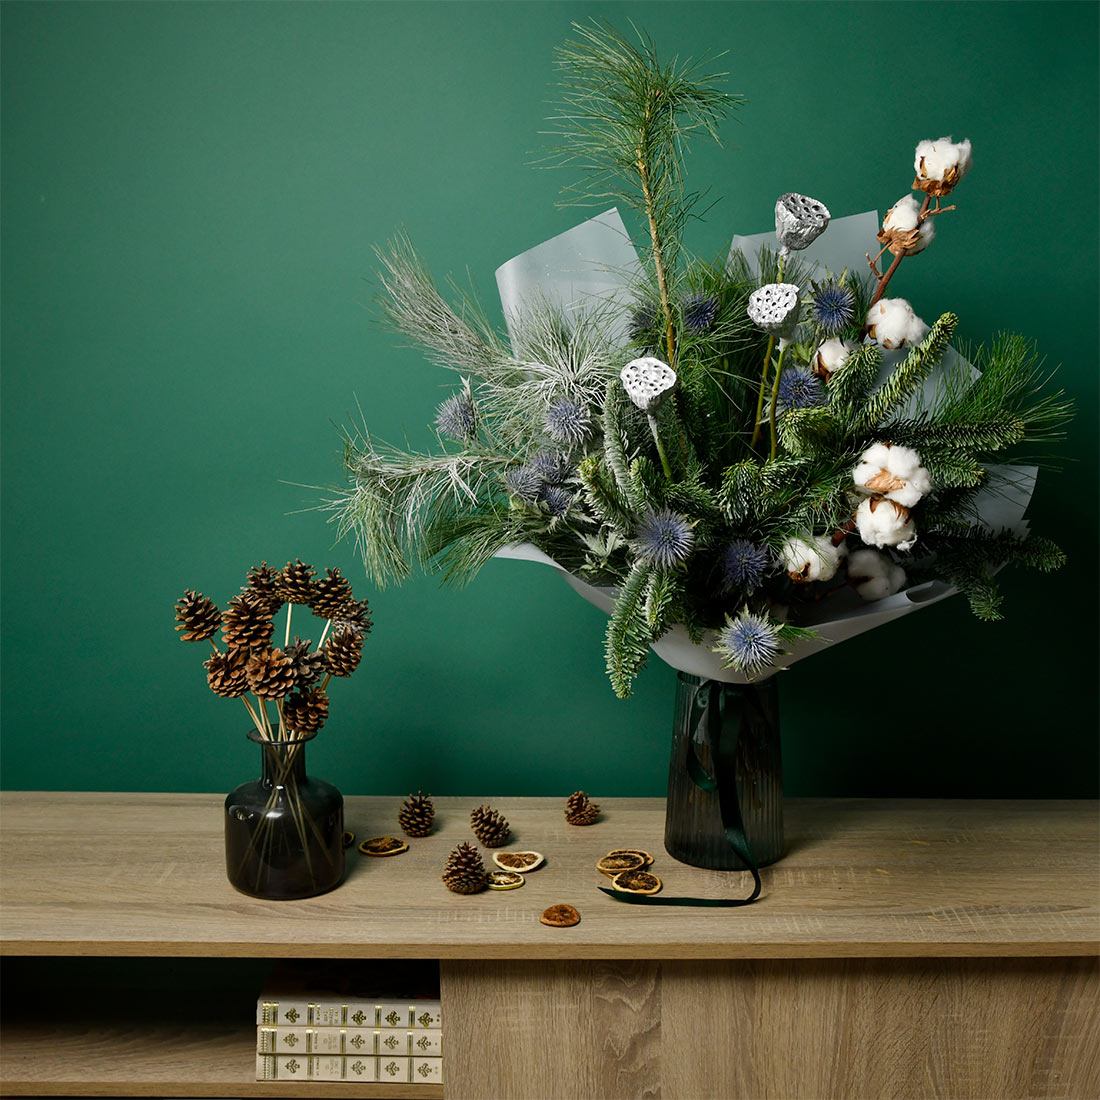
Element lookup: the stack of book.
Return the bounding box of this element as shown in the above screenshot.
[254,962,443,1084]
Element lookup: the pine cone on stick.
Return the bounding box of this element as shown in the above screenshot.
[244,562,284,615]
[279,559,317,605]
[398,792,435,837]
[442,841,487,894]
[204,648,249,698]
[221,592,274,651]
[284,688,329,735]
[565,791,600,826]
[323,628,363,677]
[284,638,326,689]
[245,647,296,700]
[174,590,221,642]
[331,598,373,637]
[470,804,511,848]
[311,567,353,619]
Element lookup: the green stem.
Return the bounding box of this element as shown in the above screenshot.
[768,343,790,460]
[749,254,785,450]
[647,413,673,479]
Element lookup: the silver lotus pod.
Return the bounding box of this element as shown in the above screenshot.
[620,356,677,413]
[747,282,801,337]
[775,193,831,252]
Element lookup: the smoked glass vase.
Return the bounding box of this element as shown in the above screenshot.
[663,672,785,870]
[224,729,344,899]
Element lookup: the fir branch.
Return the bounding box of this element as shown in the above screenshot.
[886,415,1027,455]
[601,379,642,503]
[644,569,683,633]
[718,461,763,526]
[826,342,882,412]
[579,454,636,531]
[605,561,657,698]
[629,456,666,514]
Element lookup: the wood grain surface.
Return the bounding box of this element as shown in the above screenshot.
[2,793,1097,959]
[441,956,1100,1100]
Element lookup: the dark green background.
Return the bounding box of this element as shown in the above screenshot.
[3,1,1096,797]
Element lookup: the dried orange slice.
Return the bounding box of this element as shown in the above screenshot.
[341,831,356,849]
[358,835,409,857]
[610,869,662,895]
[540,904,580,927]
[491,850,544,873]
[595,852,645,876]
[605,848,653,867]
[486,870,525,890]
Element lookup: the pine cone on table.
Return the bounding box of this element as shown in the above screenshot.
[245,647,296,700]
[323,628,363,677]
[284,688,329,736]
[174,590,221,642]
[470,804,510,848]
[279,559,317,605]
[311,568,353,620]
[564,791,600,826]
[221,592,274,651]
[398,792,435,837]
[442,841,487,894]
[203,648,249,698]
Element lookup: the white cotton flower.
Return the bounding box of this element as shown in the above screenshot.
[774,193,831,252]
[621,356,677,413]
[855,496,917,551]
[914,137,972,195]
[879,195,935,256]
[814,337,858,377]
[781,534,846,583]
[748,283,801,338]
[865,298,929,351]
[852,442,932,508]
[847,548,907,601]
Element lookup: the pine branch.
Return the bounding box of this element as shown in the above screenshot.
[605,561,657,698]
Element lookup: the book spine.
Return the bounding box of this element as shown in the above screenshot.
[256,998,443,1028]
[255,1054,442,1084]
[257,1026,442,1056]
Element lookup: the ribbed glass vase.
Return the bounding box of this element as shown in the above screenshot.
[663,672,784,870]
[224,728,344,899]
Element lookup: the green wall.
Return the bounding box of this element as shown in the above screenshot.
[3,1,1096,798]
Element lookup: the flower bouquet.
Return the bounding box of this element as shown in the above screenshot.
[328,24,1069,900]
[174,562,371,898]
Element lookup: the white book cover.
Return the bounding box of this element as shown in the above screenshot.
[255,1054,442,1083]
[257,1026,443,1056]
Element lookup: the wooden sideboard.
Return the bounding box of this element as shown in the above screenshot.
[1,792,1097,1098]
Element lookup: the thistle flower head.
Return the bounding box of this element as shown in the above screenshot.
[720,539,771,591]
[714,611,782,676]
[682,293,719,333]
[809,281,856,334]
[777,367,824,412]
[628,301,659,340]
[504,465,542,502]
[530,450,571,485]
[539,484,574,517]
[434,390,478,442]
[545,397,591,445]
[633,509,694,570]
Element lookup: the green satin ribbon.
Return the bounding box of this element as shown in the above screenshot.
[599,679,763,907]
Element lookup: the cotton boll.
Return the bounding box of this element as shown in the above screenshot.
[855,497,917,550]
[847,548,907,601]
[814,337,858,377]
[880,195,935,256]
[852,442,932,508]
[884,195,920,232]
[866,298,927,351]
[781,534,845,582]
[914,137,972,196]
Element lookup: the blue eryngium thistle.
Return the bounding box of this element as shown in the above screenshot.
[682,293,719,333]
[545,398,590,445]
[435,391,477,441]
[777,367,824,412]
[539,484,573,517]
[530,450,571,485]
[504,466,541,502]
[809,281,856,335]
[628,302,659,339]
[720,539,771,591]
[714,611,781,675]
[633,509,694,570]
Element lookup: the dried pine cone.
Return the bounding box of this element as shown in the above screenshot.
[398,792,435,837]
[470,804,510,848]
[311,567,353,619]
[279,559,316,605]
[565,790,600,826]
[284,688,329,735]
[244,562,284,615]
[203,648,249,698]
[245,647,296,700]
[284,638,326,689]
[323,628,363,677]
[174,590,221,642]
[221,592,274,651]
[330,597,372,637]
[442,841,487,894]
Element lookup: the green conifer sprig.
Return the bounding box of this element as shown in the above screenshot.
[606,561,658,697]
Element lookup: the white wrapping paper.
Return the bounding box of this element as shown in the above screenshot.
[492,209,1038,683]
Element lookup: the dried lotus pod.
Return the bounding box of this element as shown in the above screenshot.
[747,283,801,338]
[470,804,511,848]
[620,357,677,413]
[442,841,487,894]
[564,790,600,826]
[398,792,435,838]
[774,192,830,252]
[174,590,222,642]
